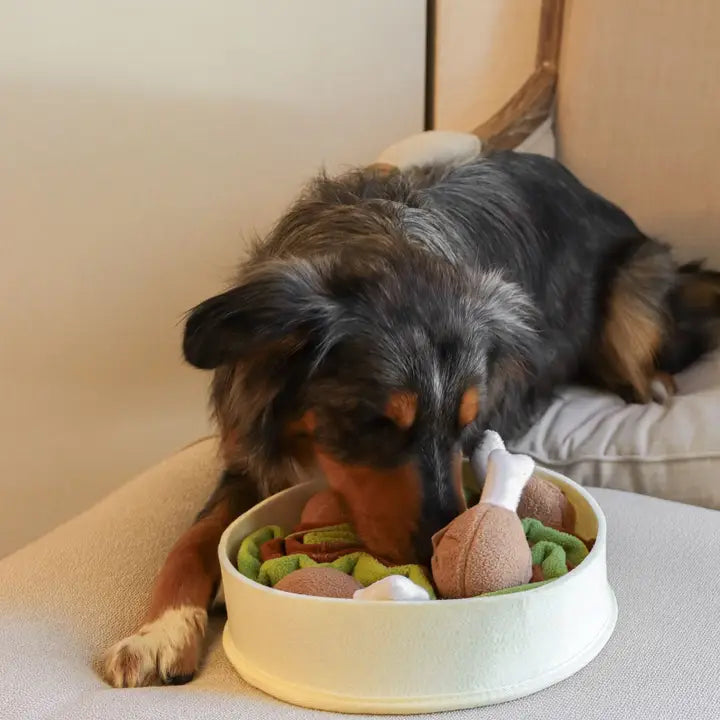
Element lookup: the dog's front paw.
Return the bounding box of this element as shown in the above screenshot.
[103,605,207,688]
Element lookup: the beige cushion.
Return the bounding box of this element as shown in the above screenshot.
[2,437,719,718]
[556,0,720,265]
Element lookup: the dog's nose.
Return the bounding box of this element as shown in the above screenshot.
[412,504,460,565]
[412,533,434,567]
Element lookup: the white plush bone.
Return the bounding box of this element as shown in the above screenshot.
[352,575,430,602]
[480,448,535,512]
[471,430,506,480]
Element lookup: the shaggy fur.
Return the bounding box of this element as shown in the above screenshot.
[104,151,720,687]
[185,152,718,512]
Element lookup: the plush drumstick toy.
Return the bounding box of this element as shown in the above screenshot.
[431,446,534,598]
[472,431,576,532]
[240,434,585,601]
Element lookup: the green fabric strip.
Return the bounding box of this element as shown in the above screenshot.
[236,525,284,581]
[236,529,436,599]
[254,551,436,598]
[236,516,590,601]
[482,579,554,597]
[302,524,359,545]
[521,517,588,567]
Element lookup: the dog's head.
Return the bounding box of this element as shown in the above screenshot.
[183,241,537,564]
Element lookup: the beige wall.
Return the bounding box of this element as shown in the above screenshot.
[0,0,425,556]
[433,0,541,130]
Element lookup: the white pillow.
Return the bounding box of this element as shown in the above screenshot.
[512,348,720,510]
[375,130,481,170]
[375,119,556,171]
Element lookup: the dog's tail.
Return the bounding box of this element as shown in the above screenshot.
[658,260,720,373]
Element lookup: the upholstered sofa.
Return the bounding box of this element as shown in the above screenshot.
[2,2,719,718]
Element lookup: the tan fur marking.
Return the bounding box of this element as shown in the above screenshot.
[592,242,678,403]
[600,291,664,402]
[315,450,422,564]
[384,391,418,429]
[286,410,317,437]
[220,428,239,465]
[284,411,318,470]
[146,497,232,620]
[458,386,480,427]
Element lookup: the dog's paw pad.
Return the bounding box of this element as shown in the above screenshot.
[102,605,207,688]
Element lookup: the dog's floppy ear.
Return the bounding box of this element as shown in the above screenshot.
[183,259,341,369]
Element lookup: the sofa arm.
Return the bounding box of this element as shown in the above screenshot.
[0,438,221,714]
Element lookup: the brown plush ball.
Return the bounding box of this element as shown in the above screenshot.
[300,489,351,527]
[517,475,576,532]
[431,503,532,599]
[274,567,362,598]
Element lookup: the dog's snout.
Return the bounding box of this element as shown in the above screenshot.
[411,446,465,564]
[316,443,465,566]
[412,500,460,565]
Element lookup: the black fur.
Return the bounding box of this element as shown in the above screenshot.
[184,151,719,560]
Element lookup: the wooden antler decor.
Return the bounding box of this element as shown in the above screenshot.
[472,0,564,151]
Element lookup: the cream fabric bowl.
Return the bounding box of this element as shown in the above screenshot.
[219,466,617,714]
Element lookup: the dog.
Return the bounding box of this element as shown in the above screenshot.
[103,151,720,687]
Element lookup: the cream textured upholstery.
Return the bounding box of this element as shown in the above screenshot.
[556,0,720,266]
[2,439,718,719]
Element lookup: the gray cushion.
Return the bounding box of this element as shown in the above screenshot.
[514,349,720,511]
[1,438,718,719]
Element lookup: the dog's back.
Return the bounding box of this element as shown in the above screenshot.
[251,151,718,423]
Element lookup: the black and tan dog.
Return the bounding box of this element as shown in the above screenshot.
[104,151,719,687]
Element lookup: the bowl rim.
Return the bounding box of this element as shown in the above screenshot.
[217,464,607,606]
